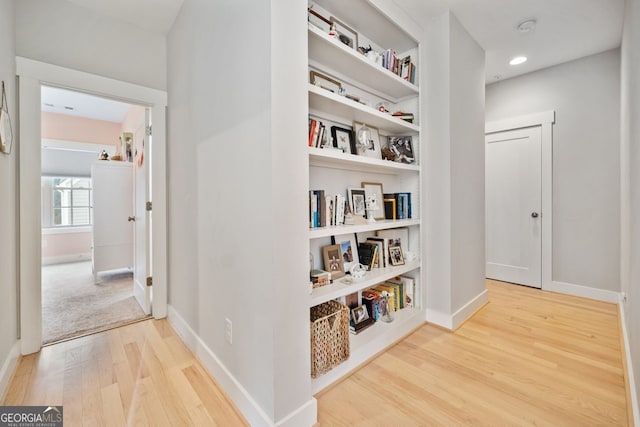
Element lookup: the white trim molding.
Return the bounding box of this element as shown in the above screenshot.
[0,341,21,402]
[485,110,555,291]
[619,301,640,426]
[548,280,621,304]
[426,289,489,330]
[167,306,317,427]
[42,253,92,266]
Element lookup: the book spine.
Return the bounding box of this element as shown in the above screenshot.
[308,119,317,146]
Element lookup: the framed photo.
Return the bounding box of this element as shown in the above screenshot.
[351,305,369,324]
[387,136,415,164]
[361,182,385,220]
[332,233,359,272]
[310,71,341,93]
[330,126,355,154]
[322,244,345,279]
[347,188,366,216]
[330,17,358,50]
[353,122,381,159]
[389,245,405,266]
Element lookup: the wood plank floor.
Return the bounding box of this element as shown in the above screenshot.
[316,280,630,426]
[2,319,248,426]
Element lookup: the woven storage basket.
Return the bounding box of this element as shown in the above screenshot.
[310,300,350,378]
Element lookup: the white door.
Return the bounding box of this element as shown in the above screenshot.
[486,126,542,288]
[132,108,152,314]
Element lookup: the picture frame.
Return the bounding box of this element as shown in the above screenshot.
[330,17,359,50]
[351,305,369,324]
[308,6,331,32]
[387,136,416,164]
[389,245,405,266]
[347,188,367,216]
[353,122,381,159]
[322,244,345,279]
[332,233,359,272]
[361,182,385,220]
[310,71,342,93]
[330,126,355,154]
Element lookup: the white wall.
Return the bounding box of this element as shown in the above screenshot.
[167,0,311,424]
[0,0,18,397]
[621,0,640,409]
[424,11,487,326]
[15,0,166,90]
[486,49,621,292]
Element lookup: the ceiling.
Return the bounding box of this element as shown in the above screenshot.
[41,86,133,123]
[395,0,625,83]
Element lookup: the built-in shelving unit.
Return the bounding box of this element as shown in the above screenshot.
[307,0,424,393]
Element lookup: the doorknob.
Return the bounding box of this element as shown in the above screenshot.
[531,212,539,218]
[128,216,136,222]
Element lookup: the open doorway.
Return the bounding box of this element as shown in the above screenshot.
[40,85,151,344]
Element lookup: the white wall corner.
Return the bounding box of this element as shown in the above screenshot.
[619,301,640,426]
[0,341,21,402]
[426,309,453,330]
[168,306,317,427]
[275,398,317,427]
[451,289,489,330]
[548,281,621,303]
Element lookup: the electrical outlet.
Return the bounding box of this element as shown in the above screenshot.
[225,318,232,344]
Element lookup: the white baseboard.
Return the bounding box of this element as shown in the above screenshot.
[426,289,489,330]
[452,289,489,330]
[42,253,91,266]
[619,301,640,426]
[167,305,317,427]
[547,281,621,303]
[0,341,20,402]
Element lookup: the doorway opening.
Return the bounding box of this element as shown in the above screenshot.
[40,85,151,344]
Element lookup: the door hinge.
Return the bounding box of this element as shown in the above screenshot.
[146,125,152,136]
[146,276,153,287]
[146,201,152,211]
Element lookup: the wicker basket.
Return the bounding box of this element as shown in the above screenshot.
[310,300,350,378]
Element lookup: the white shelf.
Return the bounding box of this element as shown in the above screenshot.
[309,146,419,174]
[308,84,419,134]
[311,307,425,393]
[308,25,418,99]
[310,260,420,307]
[308,218,419,239]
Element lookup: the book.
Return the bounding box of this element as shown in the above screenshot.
[357,241,378,270]
[362,290,380,321]
[308,119,317,146]
[366,238,385,268]
[384,280,403,310]
[310,269,331,288]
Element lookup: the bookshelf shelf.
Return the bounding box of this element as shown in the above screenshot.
[309,146,420,174]
[308,25,418,100]
[310,260,420,307]
[308,218,420,239]
[308,84,419,134]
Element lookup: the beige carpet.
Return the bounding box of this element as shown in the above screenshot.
[42,261,147,344]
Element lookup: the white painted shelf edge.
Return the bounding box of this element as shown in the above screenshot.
[309,146,420,173]
[308,84,420,133]
[310,259,420,306]
[311,307,425,393]
[308,218,420,239]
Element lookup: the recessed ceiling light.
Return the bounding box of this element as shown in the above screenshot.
[509,56,527,66]
[517,19,537,33]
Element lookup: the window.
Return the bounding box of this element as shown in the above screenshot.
[42,177,92,227]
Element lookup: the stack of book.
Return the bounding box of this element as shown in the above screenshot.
[391,111,414,123]
[383,192,412,220]
[349,317,374,335]
[310,269,331,288]
[381,51,417,84]
[309,191,347,228]
[308,118,327,148]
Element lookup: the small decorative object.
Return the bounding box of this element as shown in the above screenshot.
[404,250,417,262]
[310,71,342,94]
[328,22,338,38]
[322,244,345,279]
[379,291,394,323]
[349,263,367,279]
[381,147,396,161]
[329,17,358,50]
[358,44,373,55]
[376,102,390,113]
[389,245,405,266]
[0,81,13,155]
[365,193,379,223]
[330,126,355,154]
[99,150,109,160]
[354,122,382,159]
[361,182,385,220]
[387,136,415,164]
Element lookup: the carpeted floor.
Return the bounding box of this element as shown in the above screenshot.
[42,261,147,344]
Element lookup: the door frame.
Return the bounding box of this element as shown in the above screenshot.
[485,110,555,291]
[17,57,168,355]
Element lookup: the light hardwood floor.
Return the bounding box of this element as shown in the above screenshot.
[316,280,630,426]
[3,319,248,426]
